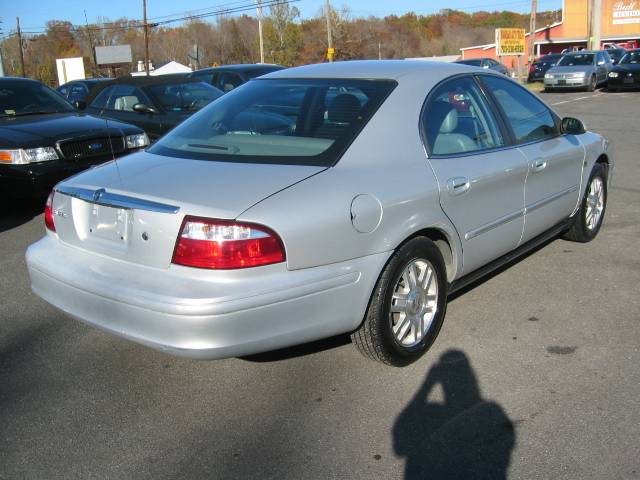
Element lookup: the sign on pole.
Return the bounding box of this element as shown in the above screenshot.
[495,28,526,56]
[95,45,132,66]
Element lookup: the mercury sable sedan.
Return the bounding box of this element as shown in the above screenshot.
[26,61,612,366]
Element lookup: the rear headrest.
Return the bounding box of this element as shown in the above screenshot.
[430,100,459,134]
[327,94,361,123]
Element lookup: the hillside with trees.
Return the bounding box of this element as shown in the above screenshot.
[0,5,560,86]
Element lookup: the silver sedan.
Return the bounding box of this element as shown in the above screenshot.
[26,61,612,366]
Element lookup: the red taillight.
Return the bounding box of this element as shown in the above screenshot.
[44,190,56,232]
[172,216,285,269]
[529,64,536,73]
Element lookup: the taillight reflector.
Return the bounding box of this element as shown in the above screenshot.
[172,216,285,269]
[44,190,56,232]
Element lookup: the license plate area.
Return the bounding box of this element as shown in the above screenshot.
[558,79,566,85]
[89,204,130,244]
[624,77,634,83]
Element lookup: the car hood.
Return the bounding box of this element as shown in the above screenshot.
[548,65,595,74]
[59,150,327,220]
[0,112,142,148]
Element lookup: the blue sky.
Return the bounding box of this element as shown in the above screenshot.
[1,0,562,35]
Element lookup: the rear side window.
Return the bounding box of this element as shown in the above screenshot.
[218,72,244,92]
[149,78,396,166]
[423,76,504,155]
[481,75,558,144]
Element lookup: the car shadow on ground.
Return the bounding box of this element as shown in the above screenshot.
[0,197,44,233]
[240,334,352,362]
[393,349,516,479]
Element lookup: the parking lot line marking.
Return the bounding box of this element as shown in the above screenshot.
[550,93,606,106]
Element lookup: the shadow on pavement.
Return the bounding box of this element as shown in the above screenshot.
[240,334,351,362]
[0,197,43,233]
[393,349,515,480]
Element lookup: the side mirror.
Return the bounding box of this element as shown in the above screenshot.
[73,100,86,110]
[483,65,490,69]
[561,117,586,135]
[597,60,605,65]
[133,103,157,114]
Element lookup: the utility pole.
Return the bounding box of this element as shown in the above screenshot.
[143,0,150,76]
[0,18,4,77]
[324,0,333,62]
[528,0,537,64]
[16,17,25,77]
[84,10,98,74]
[256,0,265,63]
[591,0,602,50]
[586,0,594,50]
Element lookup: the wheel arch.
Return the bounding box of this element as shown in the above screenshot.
[394,226,459,284]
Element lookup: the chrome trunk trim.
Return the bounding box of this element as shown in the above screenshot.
[55,185,180,214]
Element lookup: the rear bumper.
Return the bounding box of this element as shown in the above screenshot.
[27,235,389,359]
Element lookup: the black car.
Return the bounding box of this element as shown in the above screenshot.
[607,49,640,91]
[454,58,509,75]
[605,48,627,65]
[80,76,223,140]
[0,77,147,202]
[527,53,563,82]
[57,78,112,103]
[190,64,285,92]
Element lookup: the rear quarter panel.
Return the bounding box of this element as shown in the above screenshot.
[238,74,462,278]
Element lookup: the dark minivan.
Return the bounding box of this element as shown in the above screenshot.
[190,64,285,93]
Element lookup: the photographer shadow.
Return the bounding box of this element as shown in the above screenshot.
[393,350,515,480]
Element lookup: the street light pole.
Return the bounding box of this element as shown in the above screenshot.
[257,0,265,64]
[324,0,333,62]
[528,0,537,63]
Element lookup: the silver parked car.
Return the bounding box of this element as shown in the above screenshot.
[544,50,613,91]
[26,61,612,366]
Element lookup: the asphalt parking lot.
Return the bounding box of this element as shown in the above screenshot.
[1,88,639,480]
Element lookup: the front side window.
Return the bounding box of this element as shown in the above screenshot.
[620,51,640,64]
[481,75,558,144]
[90,84,151,111]
[147,82,222,112]
[423,76,504,155]
[149,78,396,166]
[558,54,595,66]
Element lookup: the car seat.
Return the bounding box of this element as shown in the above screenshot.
[314,94,361,140]
[428,100,477,155]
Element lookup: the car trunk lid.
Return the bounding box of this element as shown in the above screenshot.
[51,151,325,268]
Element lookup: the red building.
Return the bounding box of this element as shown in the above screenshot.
[461,0,640,68]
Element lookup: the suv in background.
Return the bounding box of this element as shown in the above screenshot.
[57,78,112,103]
[190,64,285,93]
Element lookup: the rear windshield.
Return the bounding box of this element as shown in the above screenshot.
[558,54,594,66]
[148,78,396,166]
[458,59,482,66]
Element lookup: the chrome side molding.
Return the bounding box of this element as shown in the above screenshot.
[55,185,180,214]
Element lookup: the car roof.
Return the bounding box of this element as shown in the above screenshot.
[193,64,284,74]
[263,60,478,81]
[0,76,42,84]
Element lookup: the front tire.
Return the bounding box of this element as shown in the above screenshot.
[563,163,607,242]
[587,75,596,92]
[351,237,448,366]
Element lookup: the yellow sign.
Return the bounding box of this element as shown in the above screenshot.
[327,47,335,59]
[496,28,526,56]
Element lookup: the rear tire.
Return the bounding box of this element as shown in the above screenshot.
[563,163,607,243]
[351,237,448,367]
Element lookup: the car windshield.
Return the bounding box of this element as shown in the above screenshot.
[0,81,75,117]
[558,54,594,66]
[620,51,640,64]
[147,81,223,112]
[245,67,282,79]
[149,78,396,167]
[540,55,561,63]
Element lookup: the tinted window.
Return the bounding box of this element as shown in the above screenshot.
[482,75,557,143]
[558,54,595,66]
[620,51,640,64]
[58,86,69,98]
[0,81,74,116]
[458,59,482,67]
[149,78,396,166]
[423,76,504,155]
[68,84,88,102]
[90,84,151,111]
[218,72,244,92]
[147,82,222,112]
[245,66,282,79]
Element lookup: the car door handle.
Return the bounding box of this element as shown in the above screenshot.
[531,159,547,172]
[447,177,470,196]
